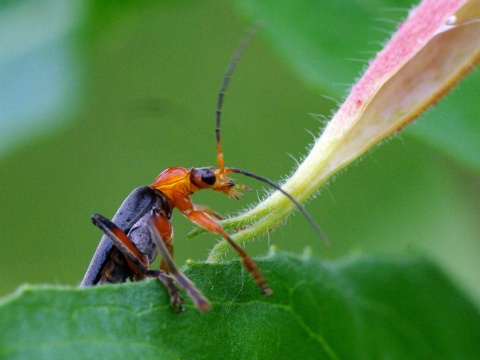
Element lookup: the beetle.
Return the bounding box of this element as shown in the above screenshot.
[80,30,324,312]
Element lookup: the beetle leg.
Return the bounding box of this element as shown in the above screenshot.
[146,269,184,313]
[149,213,211,312]
[184,210,272,296]
[193,204,224,220]
[92,214,149,275]
[172,192,272,296]
[92,213,184,311]
[150,210,175,273]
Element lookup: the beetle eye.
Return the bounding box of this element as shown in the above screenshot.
[201,170,216,185]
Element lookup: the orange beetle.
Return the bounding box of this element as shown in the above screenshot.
[81,30,323,312]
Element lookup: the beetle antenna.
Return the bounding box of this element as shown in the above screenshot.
[228,167,328,243]
[216,27,258,171]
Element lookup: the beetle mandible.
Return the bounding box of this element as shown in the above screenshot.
[80,29,324,312]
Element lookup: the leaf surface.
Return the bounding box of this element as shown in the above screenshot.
[1,251,479,359]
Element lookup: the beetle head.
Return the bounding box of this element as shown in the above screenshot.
[190,167,250,200]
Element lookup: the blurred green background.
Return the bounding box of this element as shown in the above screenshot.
[1,0,479,310]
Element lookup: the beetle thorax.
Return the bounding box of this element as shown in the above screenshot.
[150,166,198,199]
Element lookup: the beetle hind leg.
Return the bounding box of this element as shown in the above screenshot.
[92,214,150,275]
[92,213,185,312]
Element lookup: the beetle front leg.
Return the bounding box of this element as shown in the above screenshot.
[193,204,224,220]
[185,210,272,296]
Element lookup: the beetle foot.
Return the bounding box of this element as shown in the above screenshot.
[147,270,184,312]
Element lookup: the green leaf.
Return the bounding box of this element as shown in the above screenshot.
[1,251,479,359]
